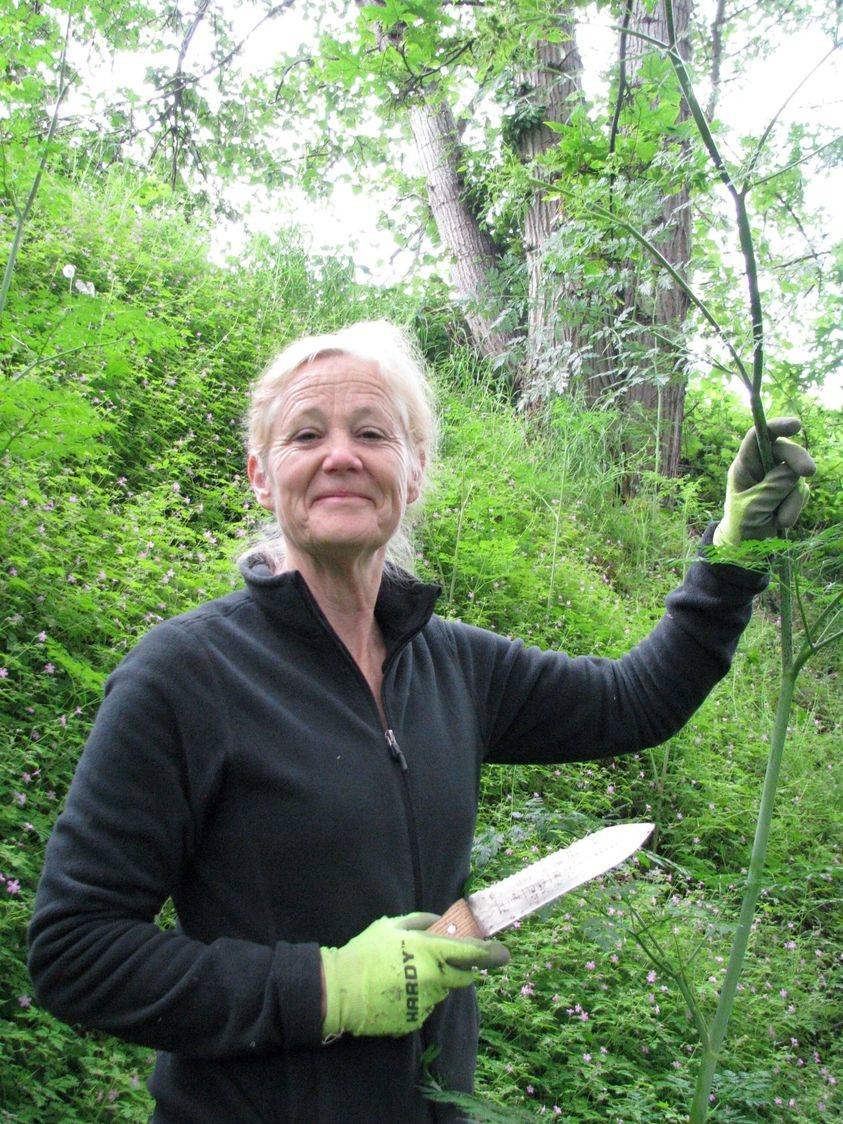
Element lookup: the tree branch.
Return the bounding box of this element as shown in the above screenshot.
[748,137,841,190]
[550,187,751,388]
[154,3,297,104]
[742,44,839,185]
[706,0,726,120]
[0,11,72,319]
[608,0,633,162]
[169,0,212,189]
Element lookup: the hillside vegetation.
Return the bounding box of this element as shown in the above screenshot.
[1,169,840,1121]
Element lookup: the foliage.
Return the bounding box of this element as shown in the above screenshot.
[1,0,841,1118]
[1,155,840,1120]
[683,377,843,536]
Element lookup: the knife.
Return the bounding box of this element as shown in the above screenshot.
[426,822,654,938]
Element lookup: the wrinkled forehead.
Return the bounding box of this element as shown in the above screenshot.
[274,352,411,431]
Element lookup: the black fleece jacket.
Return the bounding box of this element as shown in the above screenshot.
[28,531,767,1123]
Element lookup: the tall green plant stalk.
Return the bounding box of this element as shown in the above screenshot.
[0,14,72,321]
[540,4,840,1117]
[654,4,838,1116]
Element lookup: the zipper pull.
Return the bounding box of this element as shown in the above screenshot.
[385,729,408,771]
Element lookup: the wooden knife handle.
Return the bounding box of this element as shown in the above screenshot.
[426,898,484,939]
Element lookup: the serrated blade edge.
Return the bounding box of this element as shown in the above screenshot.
[467,822,654,936]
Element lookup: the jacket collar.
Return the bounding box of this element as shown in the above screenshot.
[239,554,441,660]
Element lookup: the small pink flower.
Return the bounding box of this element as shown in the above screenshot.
[6,879,21,895]
[583,1053,591,1062]
[526,1085,534,1095]
[585,961,596,970]
[13,792,26,806]
[18,995,31,1008]
[0,668,8,678]
[36,631,46,642]
[647,970,657,983]
[521,983,534,997]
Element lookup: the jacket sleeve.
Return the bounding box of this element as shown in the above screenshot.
[447,527,768,765]
[27,621,324,1059]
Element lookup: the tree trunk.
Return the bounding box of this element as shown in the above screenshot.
[511,14,586,400]
[620,0,693,478]
[357,0,516,375]
[407,91,515,368]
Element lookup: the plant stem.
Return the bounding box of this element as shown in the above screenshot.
[689,660,797,1120]
[0,14,72,320]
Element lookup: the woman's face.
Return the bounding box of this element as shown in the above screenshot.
[247,354,422,565]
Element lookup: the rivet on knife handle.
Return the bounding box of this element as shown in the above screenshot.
[426,899,483,938]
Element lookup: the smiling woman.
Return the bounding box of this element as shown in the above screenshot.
[247,355,420,567]
[27,318,813,1123]
[241,320,438,577]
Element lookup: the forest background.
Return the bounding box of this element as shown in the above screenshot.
[0,0,840,1120]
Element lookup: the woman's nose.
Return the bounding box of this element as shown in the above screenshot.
[322,430,362,471]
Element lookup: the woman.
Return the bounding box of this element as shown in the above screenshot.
[28,321,814,1123]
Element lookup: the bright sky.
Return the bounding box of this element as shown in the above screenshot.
[201,3,842,273]
[64,1,841,405]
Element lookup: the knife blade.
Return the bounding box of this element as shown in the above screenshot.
[426,822,654,939]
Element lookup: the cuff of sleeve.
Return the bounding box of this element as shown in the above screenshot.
[698,521,770,592]
[273,941,325,1048]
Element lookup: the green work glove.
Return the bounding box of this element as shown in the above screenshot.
[320,912,509,1039]
[713,417,816,549]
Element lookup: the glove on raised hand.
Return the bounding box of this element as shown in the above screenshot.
[713,417,816,549]
[320,912,510,1039]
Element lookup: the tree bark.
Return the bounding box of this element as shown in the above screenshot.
[510,14,585,399]
[358,0,516,375]
[407,91,515,366]
[620,0,693,477]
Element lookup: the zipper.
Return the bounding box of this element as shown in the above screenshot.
[383,723,424,908]
[295,576,426,910]
[385,727,407,770]
[295,575,437,1103]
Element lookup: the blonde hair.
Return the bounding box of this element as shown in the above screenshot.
[239,320,439,574]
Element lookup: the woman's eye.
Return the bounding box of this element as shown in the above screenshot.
[360,429,385,440]
[293,430,319,442]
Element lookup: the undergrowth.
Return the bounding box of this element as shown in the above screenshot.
[1,167,839,1122]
